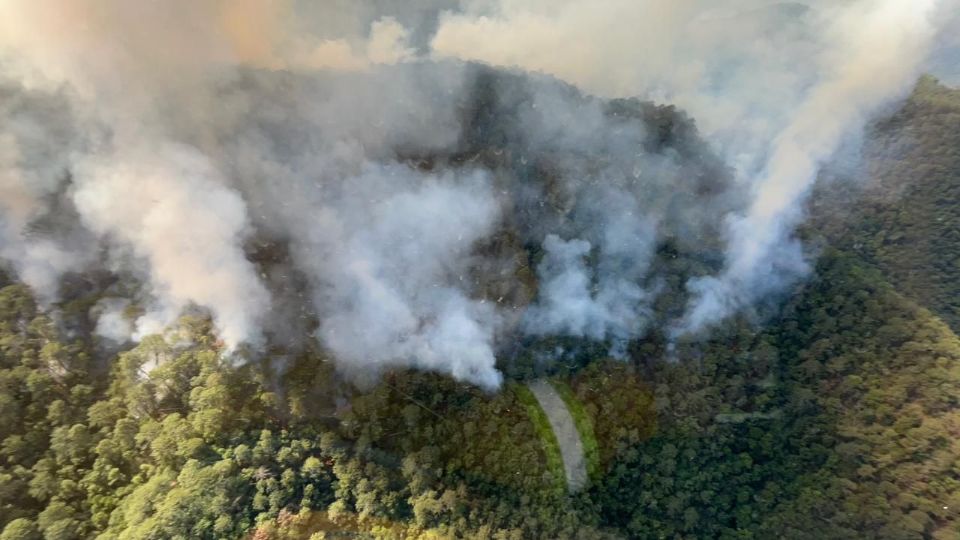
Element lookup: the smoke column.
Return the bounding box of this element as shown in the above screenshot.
[678,0,947,334]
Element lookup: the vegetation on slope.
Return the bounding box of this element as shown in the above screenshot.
[2,77,960,540]
[0,241,957,540]
[599,252,960,539]
[511,384,566,495]
[815,76,960,332]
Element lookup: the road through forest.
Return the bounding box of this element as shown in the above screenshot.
[526,380,588,492]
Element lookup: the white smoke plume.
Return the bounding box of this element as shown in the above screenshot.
[0,0,954,387]
[311,166,502,389]
[0,0,507,384]
[678,0,948,334]
[523,188,658,353]
[427,0,956,335]
[431,0,822,167]
[91,297,133,343]
[72,143,271,348]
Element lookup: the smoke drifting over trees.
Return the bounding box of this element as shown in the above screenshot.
[0,0,955,388]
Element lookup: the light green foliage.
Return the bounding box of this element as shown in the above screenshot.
[0,518,40,540]
[511,383,566,494]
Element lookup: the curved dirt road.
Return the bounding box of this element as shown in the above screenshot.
[526,379,588,492]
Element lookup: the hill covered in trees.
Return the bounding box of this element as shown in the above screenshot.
[814,76,960,332]
[1,75,960,540]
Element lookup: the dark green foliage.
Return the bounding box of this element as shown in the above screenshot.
[758,255,960,538]
[597,253,960,539]
[569,361,657,471]
[814,76,960,333]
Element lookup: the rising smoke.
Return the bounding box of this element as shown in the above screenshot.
[0,0,954,388]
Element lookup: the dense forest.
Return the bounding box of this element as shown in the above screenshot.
[814,76,960,333]
[1,77,959,540]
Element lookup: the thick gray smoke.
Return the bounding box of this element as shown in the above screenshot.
[0,81,92,301]
[72,143,272,347]
[313,167,501,389]
[523,189,657,353]
[432,0,955,335]
[0,0,954,387]
[676,0,949,334]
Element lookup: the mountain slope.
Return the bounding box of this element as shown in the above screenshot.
[599,252,960,539]
[814,76,960,332]
[2,72,960,540]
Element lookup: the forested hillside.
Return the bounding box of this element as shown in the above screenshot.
[601,253,960,539]
[2,254,959,539]
[1,77,960,539]
[815,76,960,332]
